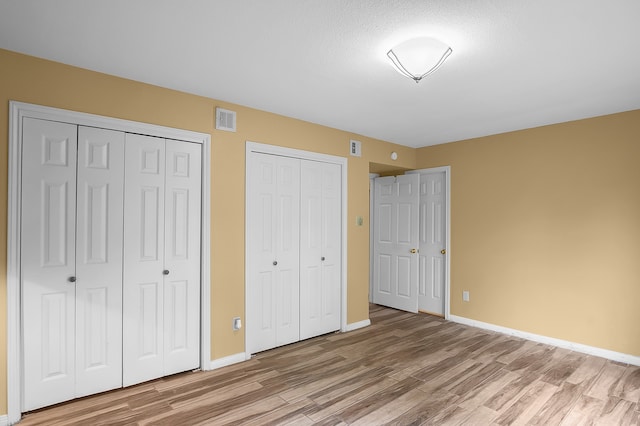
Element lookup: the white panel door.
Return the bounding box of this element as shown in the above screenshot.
[247,152,300,354]
[21,118,78,411]
[75,126,124,396]
[373,175,420,313]
[123,133,166,386]
[163,139,201,375]
[418,172,447,315]
[300,160,341,339]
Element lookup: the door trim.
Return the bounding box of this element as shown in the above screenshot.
[244,141,348,354]
[368,173,379,303]
[406,166,451,319]
[7,101,212,423]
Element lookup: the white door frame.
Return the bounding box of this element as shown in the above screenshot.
[6,101,212,424]
[245,141,348,355]
[406,166,451,319]
[368,173,379,303]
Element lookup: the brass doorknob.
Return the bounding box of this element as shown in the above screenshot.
[441,249,446,255]
[410,248,417,254]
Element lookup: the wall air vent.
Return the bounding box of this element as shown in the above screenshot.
[215,107,237,132]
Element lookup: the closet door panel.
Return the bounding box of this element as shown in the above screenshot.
[247,153,300,353]
[300,161,322,338]
[300,161,341,339]
[123,133,166,387]
[163,140,201,375]
[21,118,78,411]
[246,154,277,353]
[274,157,301,347]
[320,163,342,332]
[75,126,125,396]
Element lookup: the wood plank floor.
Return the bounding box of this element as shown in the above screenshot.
[20,305,640,425]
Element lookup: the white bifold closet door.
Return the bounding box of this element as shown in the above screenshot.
[21,119,125,411]
[247,152,342,354]
[300,160,341,339]
[246,153,301,354]
[122,134,202,387]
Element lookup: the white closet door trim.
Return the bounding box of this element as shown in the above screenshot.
[244,141,349,340]
[406,166,451,320]
[7,101,212,424]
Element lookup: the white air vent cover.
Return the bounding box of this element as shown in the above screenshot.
[216,107,236,132]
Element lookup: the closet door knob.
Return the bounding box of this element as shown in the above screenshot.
[68,276,76,283]
[163,270,170,275]
[321,257,325,261]
[273,261,278,266]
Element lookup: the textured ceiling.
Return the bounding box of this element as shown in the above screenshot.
[1,0,639,148]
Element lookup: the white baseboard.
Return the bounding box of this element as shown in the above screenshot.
[343,319,371,332]
[449,314,640,367]
[207,352,249,370]
[0,414,8,426]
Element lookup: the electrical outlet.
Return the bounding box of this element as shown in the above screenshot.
[463,291,470,302]
[356,216,364,226]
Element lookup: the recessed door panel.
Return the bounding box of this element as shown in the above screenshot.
[83,183,108,263]
[166,279,189,352]
[170,189,189,259]
[141,186,161,261]
[259,271,274,330]
[42,182,70,267]
[139,282,162,358]
[41,292,71,380]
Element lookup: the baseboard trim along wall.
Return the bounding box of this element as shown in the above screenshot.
[344,319,371,332]
[208,352,249,370]
[0,414,9,426]
[207,320,373,372]
[449,315,640,367]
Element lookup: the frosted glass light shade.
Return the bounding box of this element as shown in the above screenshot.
[387,37,452,83]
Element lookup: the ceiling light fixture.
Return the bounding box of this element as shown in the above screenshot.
[387,37,452,83]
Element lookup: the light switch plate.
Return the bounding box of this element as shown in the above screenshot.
[349,139,362,157]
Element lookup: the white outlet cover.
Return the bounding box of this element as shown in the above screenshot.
[463,291,470,302]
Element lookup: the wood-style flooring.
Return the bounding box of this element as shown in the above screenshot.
[20,304,640,425]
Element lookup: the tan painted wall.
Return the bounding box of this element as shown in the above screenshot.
[0,48,416,415]
[416,111,640,358]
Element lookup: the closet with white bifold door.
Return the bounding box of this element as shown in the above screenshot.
[246,147,343,355]
[20,117,201,411]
